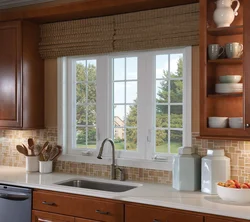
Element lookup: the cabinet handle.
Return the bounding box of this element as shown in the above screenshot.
[42,201,56,206]
[153,220,160,222]
[95,210,110,215]
[246,123,250,128]
[38,219,52,222]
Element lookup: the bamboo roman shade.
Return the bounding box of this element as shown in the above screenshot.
[39,3,199,59]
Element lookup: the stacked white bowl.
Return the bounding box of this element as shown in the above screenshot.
[208,117,228,128]
[229,117,243,128]
[215,75,242,93]
[208,117,243,128]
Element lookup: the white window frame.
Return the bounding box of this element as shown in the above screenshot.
[57,47,192,171]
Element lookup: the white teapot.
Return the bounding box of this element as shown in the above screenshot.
[213,0,240,28]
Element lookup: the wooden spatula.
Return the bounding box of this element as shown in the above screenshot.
[16,145,28,156]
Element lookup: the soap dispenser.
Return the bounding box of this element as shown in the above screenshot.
[172,147,201,191]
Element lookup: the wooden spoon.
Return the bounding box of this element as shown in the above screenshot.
[50,149,62,161]
[28,138,35,156]
[16,145,28,156]
[38,141,49,156]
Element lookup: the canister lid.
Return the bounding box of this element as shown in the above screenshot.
[207,149,225,156]
[178,147,194,155]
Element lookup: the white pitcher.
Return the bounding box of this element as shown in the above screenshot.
[213,0,240,28]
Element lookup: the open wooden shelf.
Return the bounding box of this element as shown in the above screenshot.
[197,135,250,141]
[207,93,243,97]
[207,25,243,36]
[208,59,243,64]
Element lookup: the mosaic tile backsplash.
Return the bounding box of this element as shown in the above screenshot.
[0,128,249,184]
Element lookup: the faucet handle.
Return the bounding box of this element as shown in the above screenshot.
[117,167,126,181]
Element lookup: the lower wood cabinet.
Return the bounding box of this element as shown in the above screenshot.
[32,210,74,222]
[206,216,249,222]
[32,189,248,222]
[33,190,123,222]
[125,204,203,222]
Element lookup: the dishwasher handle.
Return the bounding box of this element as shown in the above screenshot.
[0,192,30,201]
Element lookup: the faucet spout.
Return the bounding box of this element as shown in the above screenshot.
[97,138,116,179]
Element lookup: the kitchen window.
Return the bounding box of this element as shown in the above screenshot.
[58,47,192,170]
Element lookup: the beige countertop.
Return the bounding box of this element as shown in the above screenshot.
[0,166,249,220]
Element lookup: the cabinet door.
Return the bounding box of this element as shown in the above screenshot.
[126,204,203,222]
[206,216,247,222]
[0,21,22,128]
[244,0,250,131]
[32,210,74,222]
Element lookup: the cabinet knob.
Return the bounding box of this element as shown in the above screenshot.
[246,123,250,128]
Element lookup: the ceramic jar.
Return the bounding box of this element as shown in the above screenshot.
[172,147,201,191]
[213,0,240,28]
[201,149,230,194]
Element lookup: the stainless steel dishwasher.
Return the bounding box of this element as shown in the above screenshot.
[0,184,32,222]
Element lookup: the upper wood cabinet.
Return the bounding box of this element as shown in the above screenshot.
[199,0,250,140]
[0,21,44,129]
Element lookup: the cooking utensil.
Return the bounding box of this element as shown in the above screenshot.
[42,144,52,161]
[50,147,62,161]
[47,145,60,161]
[22,144,29,155]
[16,145,28,156]
[38,141,49,156]
[28,138,35,156]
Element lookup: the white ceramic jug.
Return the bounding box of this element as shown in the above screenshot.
[213,0,240,28]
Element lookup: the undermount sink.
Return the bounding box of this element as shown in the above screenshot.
[56,179,139,192]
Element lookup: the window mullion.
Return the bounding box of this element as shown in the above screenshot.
[96,56,110,155]
[168,54,171,154]
[138,53,154,160]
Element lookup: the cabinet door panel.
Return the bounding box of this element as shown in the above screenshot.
[206,216,247,222]
[32,210,74,222]
[126,204,203,222]
[0,21,22,127]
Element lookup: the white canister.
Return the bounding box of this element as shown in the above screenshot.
[201,149,230,194]
[172,147,201,191]
[26,156,39,172]
[39,161,53,174]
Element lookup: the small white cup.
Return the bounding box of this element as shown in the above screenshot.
[26,156,39,172]
[39,161,53,174]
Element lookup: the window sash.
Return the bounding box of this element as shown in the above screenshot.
[58,47,192,161]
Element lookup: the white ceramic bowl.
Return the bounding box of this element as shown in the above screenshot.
[217,185,250,203]
[219,75,242,83]
[229,117,243,128]
[215,83,243,94]
[208,117,228,128]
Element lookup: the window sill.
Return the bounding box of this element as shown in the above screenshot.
[58,154,173,171]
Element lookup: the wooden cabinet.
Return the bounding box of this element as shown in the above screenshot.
[0,21,44,129]
[199,0,250,139]
[33,189,250,222]
[206,215,249,222]
[32,210,74,222]
[125,204,203,222]
[33,190,124,222]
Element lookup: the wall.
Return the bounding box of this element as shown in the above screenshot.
[0,46,250,184]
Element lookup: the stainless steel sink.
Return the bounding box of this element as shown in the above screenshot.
[56,179,138,192]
